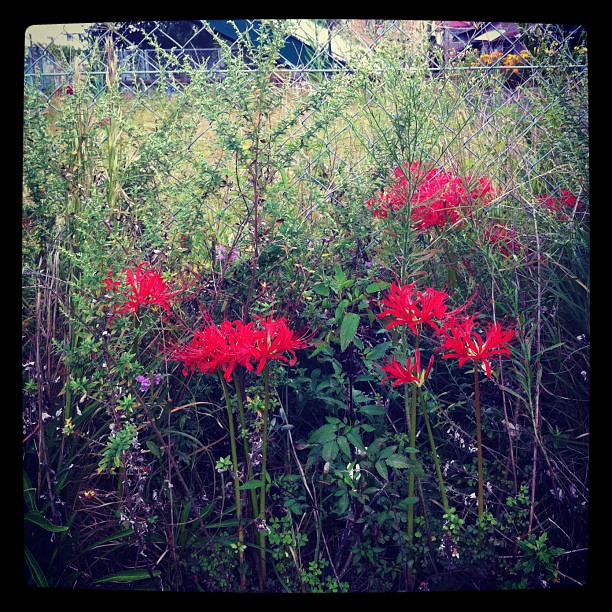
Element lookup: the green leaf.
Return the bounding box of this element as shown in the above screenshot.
[396,496,420,509]
[309,423,338,444]
[386,454,410,469]
[25,511,69,533]
[337,435,352,458]
[309,342,329,358]
[312,283,330,296]
[23,470,36,512]
[340,312,360,352]
[322,440,339,462]
[24,546,48,588]
[366,281,390,294]
[93,569,161,584]
[239,479,263,490]
[82,529,135,553]
[335,299,350,322]
[377,445,398,460]
[375,459,389,481]
[336,491,349,515]
[146,440,161,458]
[346,428,366,452]
[358,405,386,416]
[365,341,393,362]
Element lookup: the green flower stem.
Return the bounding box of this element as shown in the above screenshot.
[473,364,484,521]
[417,386,449,513]
[234,377,260,520]
[407,381,418,545]
[220,374,246,591]
[259,363,271,586]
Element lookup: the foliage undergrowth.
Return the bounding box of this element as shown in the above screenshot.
[22,20,588,592]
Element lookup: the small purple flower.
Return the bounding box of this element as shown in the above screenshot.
[136,375,151,392]
[216,245,238,262]
[153,373,162,385]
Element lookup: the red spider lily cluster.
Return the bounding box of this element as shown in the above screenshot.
[377,280,514,386]
[537,190,584,219]
[104,263,182,316]
[172,315,311,382]
[366,161,494,229]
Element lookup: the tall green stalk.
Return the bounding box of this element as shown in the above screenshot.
[473,364,484,520]
[259,363,271,587]
[406,382,418,545]
[234,377,260,522]
[417,386,449,513]
[220,374,246,591]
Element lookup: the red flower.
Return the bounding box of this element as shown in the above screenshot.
[377,282,449,334]
[65,85,74,95]
[366,161,494,230]
[248,315,310,375]
[172,316,310,381]
[381,350,434,387]
[107,263,181,316]
[439,316,514,377]
[537,190,584,219]
[104,267,121,292]
[172,319,256,381]
[483,223,523,256]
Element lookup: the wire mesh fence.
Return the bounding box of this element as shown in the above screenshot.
[23,19,588,164]
[22,18,589,272]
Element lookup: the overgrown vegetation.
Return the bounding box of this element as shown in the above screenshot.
[22,20,588,591]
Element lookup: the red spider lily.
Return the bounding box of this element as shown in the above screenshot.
[248,315,311,375]
[172,319,257,382]
[439,316,514,377]
[483,223,523,257]
[366,161,494,230]
[107,263,182,316]
[104,267,121,292]
[538,190,584,219]
[381,350,435,387]
[377,282,449,333]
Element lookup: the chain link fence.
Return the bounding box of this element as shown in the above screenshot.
[23,19,589,239]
